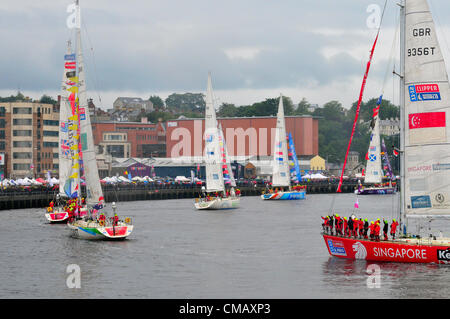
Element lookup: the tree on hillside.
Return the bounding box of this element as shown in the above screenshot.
[165,93,205,112]
[295,98,312,115]
[149,95,165,109]
[217,103,238,117]
[39,94,57,105]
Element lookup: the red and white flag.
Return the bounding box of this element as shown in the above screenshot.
[408,112,446,144]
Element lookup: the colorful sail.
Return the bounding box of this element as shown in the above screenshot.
[381,138,394,181]
[288,132,301,183]
[272,95,290,187]
[218,123,236,187]
[364,95,383,184]
[204,73,225,192]
[403,0,450,217]
[59,43,80,199]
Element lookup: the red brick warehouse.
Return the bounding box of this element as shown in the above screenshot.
[165,115,319,159]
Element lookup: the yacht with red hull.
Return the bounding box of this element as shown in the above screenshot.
[324,0,450,265]
[323,234,450,264]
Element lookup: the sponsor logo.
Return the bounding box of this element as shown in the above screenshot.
[432,163,450,171]
[64,53,76,61]
[437,249,450,261]
[374,247,427,260]
[352,242,367,259]
[436,193,445,204]
[407,165,432,173]
[411,195,432,209]
[327,240,347,256]
[79,108,86,121]
[409,84,441,102]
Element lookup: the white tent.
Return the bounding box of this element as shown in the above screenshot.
[310,173,328,180]
[118,176,131,183]
[175,176,191,182]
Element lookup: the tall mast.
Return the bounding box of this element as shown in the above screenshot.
[399,0,406,232]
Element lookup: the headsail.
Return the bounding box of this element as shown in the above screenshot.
[272,95,290,187]
[404,0,450,217]
[288,132,302,183]
[204,73,225,193]
[218,123,236,187]
[364,96,383,184]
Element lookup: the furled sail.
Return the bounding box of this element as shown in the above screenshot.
[272,95,290,187]
[204,73,225,192]
[404,0,450,216]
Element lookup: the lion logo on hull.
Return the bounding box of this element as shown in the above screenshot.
[352,242,367,260]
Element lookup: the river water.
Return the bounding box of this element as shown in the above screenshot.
[1,193,450,299]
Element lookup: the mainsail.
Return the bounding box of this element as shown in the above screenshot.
[403,0,450,217]
[204,73,225,193]
[272,95,290,187]
[75,2,103,206]
[364,96,383,184]
[59,43,80,199]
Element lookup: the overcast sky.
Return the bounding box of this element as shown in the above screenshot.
[2,0,450,110]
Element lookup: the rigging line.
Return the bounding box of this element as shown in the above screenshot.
[80,19,104,109]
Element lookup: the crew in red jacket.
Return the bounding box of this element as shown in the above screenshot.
[390,219,399,240]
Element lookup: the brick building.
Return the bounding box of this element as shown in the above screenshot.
[91,119,166,158]
[165,115,319,160]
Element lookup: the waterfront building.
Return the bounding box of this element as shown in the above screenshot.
[0,101,59,179]
[165,115,319,160]
[91,119,166,159]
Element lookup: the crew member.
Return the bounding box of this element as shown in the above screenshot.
[390,219,399,240]
[383,219,389,241]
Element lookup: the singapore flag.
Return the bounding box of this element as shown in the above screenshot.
[408,112,446,144]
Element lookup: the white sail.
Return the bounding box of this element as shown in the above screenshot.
[59,42,80,199]
[218,123,236,187]
[204,73,225,193]
[76,3,103,206]
[403,0,450,216]
[272,95,290,187]
[364,107,383,184]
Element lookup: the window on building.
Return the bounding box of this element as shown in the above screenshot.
[0,107,5,116]
[13,107,32,114]
[13,118,32,126]
[13,152,32,159]
[43,130,59,137]
[13,141,32,147]
[0,141,5,150]
[13,163,30,170]
[43,142,58,148]
[13,130,32,137]
[0,130,4,139]
[106,144,125,157]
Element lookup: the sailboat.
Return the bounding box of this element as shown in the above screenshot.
[45,41,86,223]
[194,73,240,210]
[323,0,450,263]
[261,95,306,200]
[65,0,133,239]
[355,96,396,195]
